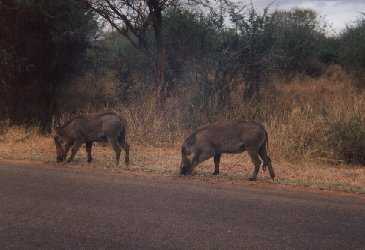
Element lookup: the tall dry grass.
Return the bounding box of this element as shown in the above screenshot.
[111,65,365,165]
[262,66,365,164]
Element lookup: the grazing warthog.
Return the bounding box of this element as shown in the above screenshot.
[180,121,275,181]
[54,112,129,165]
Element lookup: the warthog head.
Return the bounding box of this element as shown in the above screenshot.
[180,145,198,175]
[180,152,191,175]
[180,133,201,175]
[53,128,65,162]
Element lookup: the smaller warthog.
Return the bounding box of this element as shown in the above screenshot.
[54,112,129,165]
[180,121,275,181]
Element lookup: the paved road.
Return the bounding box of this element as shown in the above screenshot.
[0,163,364,249]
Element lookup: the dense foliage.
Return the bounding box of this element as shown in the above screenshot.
[0,0,97,131]
[1,1,365,129]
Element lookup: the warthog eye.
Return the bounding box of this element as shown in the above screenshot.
[186,153,194,162]
[54,135,64,144]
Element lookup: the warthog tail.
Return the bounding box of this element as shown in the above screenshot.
[265,130,269,155]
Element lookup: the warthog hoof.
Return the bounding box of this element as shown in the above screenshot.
[248,177,257,181]
[213,171,219,175]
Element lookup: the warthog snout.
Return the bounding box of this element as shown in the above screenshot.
[180,160,193,175]
[180,165,192,175]
[56,155,65,162]
[55,148,66,162]
[54,136,65,163]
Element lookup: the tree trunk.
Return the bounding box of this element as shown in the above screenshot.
[39,81,56,134]
[150,2,166,105]
[156,48,166,104]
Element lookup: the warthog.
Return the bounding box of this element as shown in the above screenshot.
[180,121,275,181]
[54,112,129,165]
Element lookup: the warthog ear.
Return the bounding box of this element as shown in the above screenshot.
[53,127,64,137]
[182,148,193,161]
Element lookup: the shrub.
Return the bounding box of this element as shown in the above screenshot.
[327,115,365,165]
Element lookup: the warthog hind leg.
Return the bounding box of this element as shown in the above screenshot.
[86,142,93,163]
[265,158,275,180]
[248,150,262,181]
[123,143,130,165]
[110,138,121,166]
[117,132,129,166]
[213,153,221,175]
[259,145,275,180]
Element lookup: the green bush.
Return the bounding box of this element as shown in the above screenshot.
[327,116,365,165]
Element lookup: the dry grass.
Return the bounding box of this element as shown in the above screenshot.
[1,66,364,193]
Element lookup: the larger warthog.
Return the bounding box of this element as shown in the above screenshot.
[54,112,129,165]
[180,121,275,181]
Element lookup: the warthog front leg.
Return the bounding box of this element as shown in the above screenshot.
[86,142,93,163]
[248,150,262,181]
[67,141,82,163]
[62,142,73,162]
[213,153,221,175]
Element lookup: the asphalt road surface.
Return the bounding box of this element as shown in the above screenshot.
[0,163,364,250]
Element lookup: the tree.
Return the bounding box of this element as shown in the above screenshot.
[339,14,365,87]
[270,8,326,77]
[228,6,328,99]
[0,0,97,132]
[162,3,241,110]
[230,5,274,99]
[84,0,175,101]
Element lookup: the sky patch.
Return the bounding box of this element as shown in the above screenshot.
[247,0,365,33]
